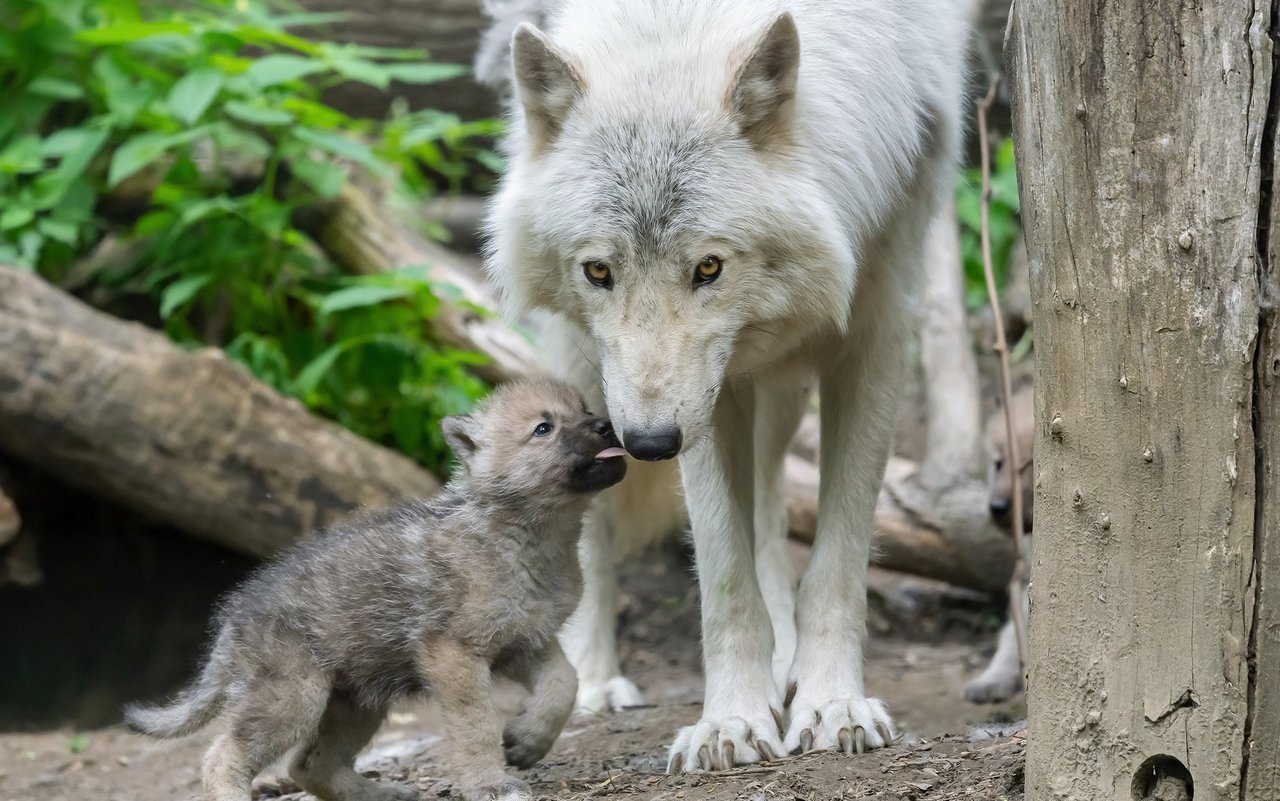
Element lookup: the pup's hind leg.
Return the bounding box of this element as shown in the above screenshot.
[290,694,414,801]
[202,672,328,801]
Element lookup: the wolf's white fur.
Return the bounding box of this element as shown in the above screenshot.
[481,0,967,770]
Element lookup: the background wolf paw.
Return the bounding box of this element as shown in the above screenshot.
[574,676,643,715]
[784,696,895,755]
[666,714,785,773]
[963,669,1023,703]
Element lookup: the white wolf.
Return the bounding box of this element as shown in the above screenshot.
[478,0,967,772]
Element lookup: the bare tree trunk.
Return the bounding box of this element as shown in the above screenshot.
[1248,45,1280,801]
[0,267,440,559]
[1009,0,1275,797]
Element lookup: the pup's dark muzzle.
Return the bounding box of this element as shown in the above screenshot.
[567,416,627,492]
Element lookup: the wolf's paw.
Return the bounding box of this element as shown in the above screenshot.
[783,697,895,755]
[963,668,1023,704]
[468,778,532,801]
[574,676,644,715]
[666,714,785,773]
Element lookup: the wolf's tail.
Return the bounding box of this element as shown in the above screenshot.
[473,0,556,93]
[123,630,231,739]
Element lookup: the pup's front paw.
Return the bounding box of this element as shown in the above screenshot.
[574,676,644,715]
[468,777,532,801]
[666,714,785,773]
[503,717,558,769]
[783,696,895,755]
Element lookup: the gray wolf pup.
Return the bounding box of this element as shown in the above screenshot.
[478,0,968,771]
[965,382,1034,704]
[123,378,628,801]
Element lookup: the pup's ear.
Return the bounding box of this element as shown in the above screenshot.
[442,415,480,465]
[729,13,800,147]
[511,22,583,153]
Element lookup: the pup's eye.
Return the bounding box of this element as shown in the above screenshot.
[533,421,554,437]
[583,260,612,289]
[694,255,722,287]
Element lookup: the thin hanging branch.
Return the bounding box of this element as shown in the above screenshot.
[977,75,1030,670]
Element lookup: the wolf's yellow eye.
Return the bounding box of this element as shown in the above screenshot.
[583,260,612,289]
[694,255,722,286]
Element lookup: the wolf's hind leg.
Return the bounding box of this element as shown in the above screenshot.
[753,380,811,696]
[290,694,414,801]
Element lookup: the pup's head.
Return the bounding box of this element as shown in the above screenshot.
[485,13,856,460]
[441,377,627,505]
[985,384,1034,530]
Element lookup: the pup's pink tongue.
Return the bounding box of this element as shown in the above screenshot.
[595,447,628,460]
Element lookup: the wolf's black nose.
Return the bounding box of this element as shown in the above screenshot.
[989,498,1011,519]
[623,426,682,461]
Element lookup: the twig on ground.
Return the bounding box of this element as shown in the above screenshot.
[976,75,1031,670]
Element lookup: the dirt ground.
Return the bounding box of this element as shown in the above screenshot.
[0,540,1025,801]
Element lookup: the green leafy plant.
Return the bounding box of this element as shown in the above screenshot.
[0,0,498,472]
[956,136,1021,310]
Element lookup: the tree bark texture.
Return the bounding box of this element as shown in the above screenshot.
[0,266,440,559]
[1009,1,1275,799]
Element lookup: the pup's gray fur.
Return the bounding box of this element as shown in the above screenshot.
[124,378,627,801]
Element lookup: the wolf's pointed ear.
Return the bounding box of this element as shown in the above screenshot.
[442,415,480,466]
[730,13,800,147]
[512,23,583,153]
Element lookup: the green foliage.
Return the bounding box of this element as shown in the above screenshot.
[0,0,497,472]
[956,136,1021,310]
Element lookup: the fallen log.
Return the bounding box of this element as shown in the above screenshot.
[0,266,440,558]
[297,0,498,124]
[300,183,541,385]
[786,455,1014,594]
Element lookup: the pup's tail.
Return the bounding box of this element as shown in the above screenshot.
[123,630,231,738]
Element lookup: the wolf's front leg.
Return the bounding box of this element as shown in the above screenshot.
[783,340,900,756]
[667,382,784,773]
[418,640,530,801]
[501,640,577,768]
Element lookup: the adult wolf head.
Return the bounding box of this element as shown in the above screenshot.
[484,10,856,460]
